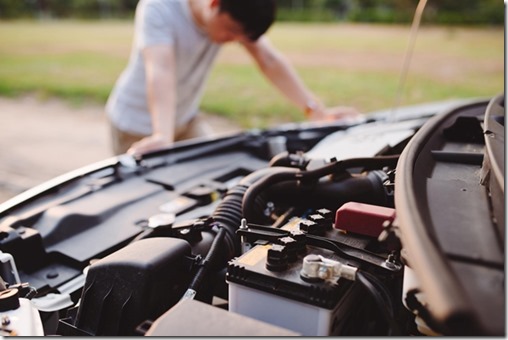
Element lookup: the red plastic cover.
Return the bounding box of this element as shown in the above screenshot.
[334,202,396,237]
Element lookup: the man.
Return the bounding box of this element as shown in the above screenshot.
[106,0,360,155]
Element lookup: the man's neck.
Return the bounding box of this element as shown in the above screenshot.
[188,0,207,30]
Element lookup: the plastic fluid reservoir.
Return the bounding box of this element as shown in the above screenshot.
[0,288,44,336]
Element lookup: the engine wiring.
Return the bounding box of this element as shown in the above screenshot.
[356,270,401,335]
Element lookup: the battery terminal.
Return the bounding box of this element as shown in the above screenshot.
[300,254,357,282]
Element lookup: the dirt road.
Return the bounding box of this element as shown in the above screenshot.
[0,96,241,203]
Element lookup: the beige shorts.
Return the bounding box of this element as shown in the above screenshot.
[109,115,214,155]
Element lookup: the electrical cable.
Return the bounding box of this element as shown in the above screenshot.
[358,270,395,317]
[304,233,401,335]
[305,233,390,270]
[357,270,401,336]
[187,226,226,294]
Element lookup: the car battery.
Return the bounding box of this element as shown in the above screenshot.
[226,241,361,336]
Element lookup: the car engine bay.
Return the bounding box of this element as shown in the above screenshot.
[0,94,504,336]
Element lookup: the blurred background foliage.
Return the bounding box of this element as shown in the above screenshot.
[0,0,503,128]
[0,0,504,25]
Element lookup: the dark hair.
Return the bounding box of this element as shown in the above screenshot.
[219,0,276,41]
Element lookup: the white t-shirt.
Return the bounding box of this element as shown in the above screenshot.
[106,0,221,135]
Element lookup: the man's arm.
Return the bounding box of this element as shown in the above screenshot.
[241,36,360,121]
[127,44,176,155]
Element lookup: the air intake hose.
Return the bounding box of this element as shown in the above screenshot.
[242,155,399,222]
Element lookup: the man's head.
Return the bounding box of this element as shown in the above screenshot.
[219,0,276,41]
[206,0,276,43]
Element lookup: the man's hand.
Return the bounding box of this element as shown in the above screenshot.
[127,134,172,156]
[307,105,363,123]
[321,106,363,122]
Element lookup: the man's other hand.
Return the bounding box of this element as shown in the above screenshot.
[127,134,172,156]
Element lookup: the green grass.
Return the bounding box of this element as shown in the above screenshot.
[0,20,503,128]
